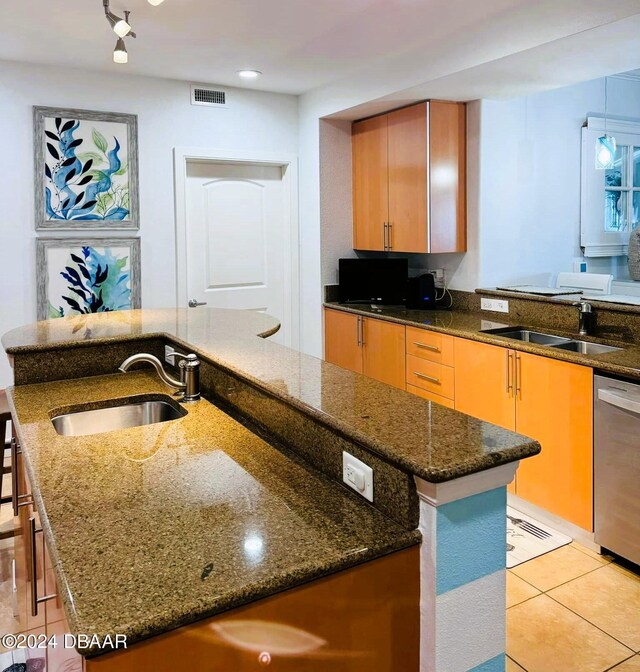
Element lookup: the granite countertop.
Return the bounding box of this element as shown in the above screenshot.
[3,309,541,483]
[7,371,420,656]
[324,302,640,379]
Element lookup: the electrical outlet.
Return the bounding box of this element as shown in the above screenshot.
[342,452,374,502]
[428,268,446,288]
[481,298,509,313]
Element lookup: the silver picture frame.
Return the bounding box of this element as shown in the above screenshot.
[36,237,141,320]
[34,106,139,231]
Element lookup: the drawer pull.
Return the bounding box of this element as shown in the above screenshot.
[415,372,441,385]
[29,516,56,617]
[414,342,440,353]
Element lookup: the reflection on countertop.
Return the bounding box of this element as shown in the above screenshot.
[7,371,420,656]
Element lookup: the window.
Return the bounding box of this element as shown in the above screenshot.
[581,117,640,257]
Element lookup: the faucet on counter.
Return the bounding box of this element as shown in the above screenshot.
[576,301,594,336]
[118,352,201,401]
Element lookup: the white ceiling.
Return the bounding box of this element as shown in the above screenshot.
[2,0,640,102]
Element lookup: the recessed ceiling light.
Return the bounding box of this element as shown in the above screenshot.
[147,0,165,5]
[237,69,262,80]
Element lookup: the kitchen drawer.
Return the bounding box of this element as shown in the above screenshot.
[406,355,454,399]
[407,384,454,409]
[406,327,454,366]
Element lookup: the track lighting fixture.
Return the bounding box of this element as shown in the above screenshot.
[113,37,128,64]
[103,0,133,37]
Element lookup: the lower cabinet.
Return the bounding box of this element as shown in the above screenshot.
[11,434,84,671]
[454,338,594,531]
[324,309,405,389]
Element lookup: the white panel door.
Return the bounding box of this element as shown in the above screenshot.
[185,161,287,342]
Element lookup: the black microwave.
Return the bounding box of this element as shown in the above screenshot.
[338,258,408,305]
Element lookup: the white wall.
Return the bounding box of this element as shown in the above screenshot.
[468,75,640,290]
[0,59,298,388]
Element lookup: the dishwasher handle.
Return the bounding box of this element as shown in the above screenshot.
[598,388,640,415]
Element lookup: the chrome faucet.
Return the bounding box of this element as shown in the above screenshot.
[118,352,201,401]
[576,301,594,336]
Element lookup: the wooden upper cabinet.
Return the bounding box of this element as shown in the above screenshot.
[352,114,388,250]
[429,101,467,253]
[324,308,363,374]
[352,100,466,254]
[515,353,594,531]
[362,318,406,389]
[388,103,428,253]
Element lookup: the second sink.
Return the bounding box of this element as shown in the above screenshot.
[51,395,187,437]
[551,340,622,355]
[481,327,571,346]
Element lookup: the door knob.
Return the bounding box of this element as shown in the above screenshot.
[188,299,207,308]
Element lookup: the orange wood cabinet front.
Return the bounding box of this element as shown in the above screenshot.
[453,338,594,530]
[86,546,420,672]
[352,101,466,254]
[515,352,594,532]
[324,309,406,389]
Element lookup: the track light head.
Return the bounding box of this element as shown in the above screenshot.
[103,0,132,37]
[113,37,128,64]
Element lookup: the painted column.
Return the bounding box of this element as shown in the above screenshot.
[417,462,516,672]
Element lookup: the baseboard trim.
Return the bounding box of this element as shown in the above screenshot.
[507,494,598,552]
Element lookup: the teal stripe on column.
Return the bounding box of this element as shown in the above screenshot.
[469,653,506,671]
[436,487,506,595]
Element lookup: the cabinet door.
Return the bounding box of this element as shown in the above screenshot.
[454,339,516,431]
[352,115,388,251]
[429,101,466,253]
[362,318,406,389]
[388,103,428,253]
[324,309,362,374]
[515,353,593,531]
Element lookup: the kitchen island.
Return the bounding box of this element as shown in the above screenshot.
[2,308,540,672]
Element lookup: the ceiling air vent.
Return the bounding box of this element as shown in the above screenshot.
[191,85,227,108]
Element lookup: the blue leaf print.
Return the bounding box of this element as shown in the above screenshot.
[54,246,132,318]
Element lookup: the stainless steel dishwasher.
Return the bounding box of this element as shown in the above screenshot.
[594,374,640,565]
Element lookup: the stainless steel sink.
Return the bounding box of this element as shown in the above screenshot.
[481,327,571,346]
[51,396,187,437]
[550,340,622,355]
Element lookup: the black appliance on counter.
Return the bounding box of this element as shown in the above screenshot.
[338,258,408,305]
[407,273,438,309]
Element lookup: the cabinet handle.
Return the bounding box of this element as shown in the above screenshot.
[506,351,513,394]
[415,372,440,385]
[515,353,522,397]
[388,222,393,250]
[360,318,366,347]
[383,222,388,251]
[414,342,440,353]
[10,439,32,516]
[29,516,56,617]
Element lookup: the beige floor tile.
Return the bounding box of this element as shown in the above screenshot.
[570,541,613,563]
[507,571,540,608]
[511,544,606,592]
[548,564,640,651]
[507,594,633,672]
[611,655,640,671]
[507,656,526,672]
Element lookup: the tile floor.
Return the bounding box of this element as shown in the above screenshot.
[507,542,640,672]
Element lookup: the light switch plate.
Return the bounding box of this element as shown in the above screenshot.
[342,451,374,502]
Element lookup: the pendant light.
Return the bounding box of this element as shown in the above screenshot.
[113,38,128,64]
[595,77,616,170]
[103,0,133,37]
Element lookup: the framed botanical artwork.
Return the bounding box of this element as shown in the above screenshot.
[36,238,141,320]
[34,106,139,230]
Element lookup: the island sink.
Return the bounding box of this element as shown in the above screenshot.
[51,395,187,437]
